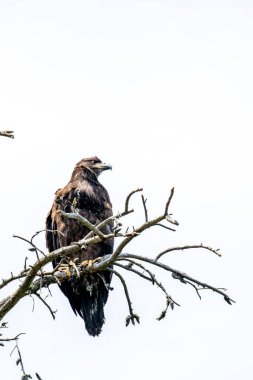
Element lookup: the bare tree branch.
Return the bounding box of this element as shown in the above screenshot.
[156,223,176,232]
[115,259,179,320]
[107,268,140,326]
[155,244,222,260]
[97,188,176,267]
[0,333,25,344]
[0,130,14,139]
[141,194,148,222]
[59,210,109,239]
[36,373,44,380]
[164,187,175,215]
[114,262,151,282]
[13,235,45,256]
[11,342,31,379]
[118,253,235,305]
[33,293,57,320]
[0,322,25,346]
[0,272,28,290]
[0,187,234,331]
[125,188,143,211]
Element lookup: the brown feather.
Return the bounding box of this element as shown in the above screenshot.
[46,157,113,336]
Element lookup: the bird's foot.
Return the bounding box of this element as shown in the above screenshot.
[58,264,72,279]
[58,259,81,278]
[81,257,102,269]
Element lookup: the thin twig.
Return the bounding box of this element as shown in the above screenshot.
[31,229,65,245]
[125,188,143,212]
[13,235,45,256]
[118,253,235,304]
[0,332,25,343]
[97,188,175,268]
[141,195,148,222]
[84,209,134,240]
[155,244,222,261]
[84,188,142,240]
[156,223,176,232]
[59,211,107,239]
[114,262,151,282]
[106,268,140,326]
[0,130,14,139]
[0,272,28,290]
[164,187,175,216]
[34,293,56,320]
[116,259,179,320]
[36,373,44,380]
[11,341,31,379]
[166,214,179,225]
[173,274,202,300]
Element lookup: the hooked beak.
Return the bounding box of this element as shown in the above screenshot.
[94,162,112,171]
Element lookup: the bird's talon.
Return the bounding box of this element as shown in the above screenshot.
[58,266,71,279]
[81,257,102,269]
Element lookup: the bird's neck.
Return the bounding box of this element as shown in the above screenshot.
[70,167,98,183]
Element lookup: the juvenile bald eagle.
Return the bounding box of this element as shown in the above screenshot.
[46,157,113,336]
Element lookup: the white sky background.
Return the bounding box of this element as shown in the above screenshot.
[0,0,252,378]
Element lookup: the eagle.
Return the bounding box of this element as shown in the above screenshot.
[45,157,113,336]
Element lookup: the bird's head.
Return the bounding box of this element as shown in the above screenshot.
[75,156,112,178]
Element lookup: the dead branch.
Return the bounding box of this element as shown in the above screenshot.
[107,268,140,326]
[0,322,25,347]
[13,234,45,256]
[118,253,235,305]
[156,223,176,232]
[84,210,132,241]
[114,262,151,282]
[59,210,107,239]
[33,293,57,320]
[1,322,42,379]
[0,333,25,344]
[0,272,28,290]
[155,244,221,260]
[141,194,148,222]
[125,188,143,211]
[0,187,234,329]
[115,259,179,320]
[11,342,31,379]
[0,130,14,139]
[36,374,44,380]
[164,187,175,215]
[98,187,176,267]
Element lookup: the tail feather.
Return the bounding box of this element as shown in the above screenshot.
[81,289,106,336]
[64,272,111,336]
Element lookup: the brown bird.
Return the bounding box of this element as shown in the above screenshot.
[46,157,113,336]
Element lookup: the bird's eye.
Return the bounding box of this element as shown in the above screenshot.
[91,160,97,164]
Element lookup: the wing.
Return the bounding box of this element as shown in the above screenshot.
[45,206,60,262]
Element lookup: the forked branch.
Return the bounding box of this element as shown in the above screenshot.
[0,130,14,139]
[0,187,234,327]
[107,268,140,326]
